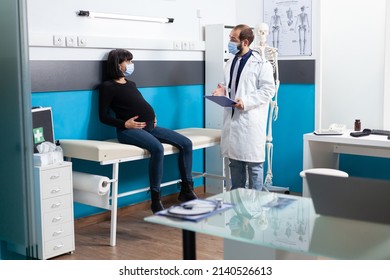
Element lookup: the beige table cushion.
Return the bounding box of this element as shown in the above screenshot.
[60,128,221,163]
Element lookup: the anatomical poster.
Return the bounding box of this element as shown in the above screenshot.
[264,0,312,56]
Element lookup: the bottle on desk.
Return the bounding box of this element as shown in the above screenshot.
[354,119,361,131]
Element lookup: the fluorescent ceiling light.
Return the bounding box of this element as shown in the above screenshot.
[77,10,174,23]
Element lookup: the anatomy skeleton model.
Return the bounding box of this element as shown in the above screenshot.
[253,23,283,192]
[295,6,310,55]
[269,8,282,48]
[286,8,293,27]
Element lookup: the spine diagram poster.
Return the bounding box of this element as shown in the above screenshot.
[264,0,312,56]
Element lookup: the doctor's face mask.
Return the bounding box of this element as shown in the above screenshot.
[228,41,240,55]
[228,28,244,55]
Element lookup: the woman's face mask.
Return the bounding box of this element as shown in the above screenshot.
[124,63,134,77]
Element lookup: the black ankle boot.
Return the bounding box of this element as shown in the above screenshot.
[151,190,164,213]
[178,181,198,202]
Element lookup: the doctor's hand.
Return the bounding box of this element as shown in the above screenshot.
[125,115,146,129]
[234,98,245,110]
[212,83,226,96]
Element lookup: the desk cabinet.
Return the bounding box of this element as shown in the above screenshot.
[34,162,75,259]
[303,132,390,197]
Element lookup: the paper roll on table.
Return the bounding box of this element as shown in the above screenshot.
[73,171,110,195]
[72,171,111,209]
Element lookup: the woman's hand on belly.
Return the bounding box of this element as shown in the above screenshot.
[125,115,146,129]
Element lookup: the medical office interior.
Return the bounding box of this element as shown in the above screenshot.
[1,0,390,260]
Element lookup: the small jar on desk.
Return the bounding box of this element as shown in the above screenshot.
[354,119,361,131]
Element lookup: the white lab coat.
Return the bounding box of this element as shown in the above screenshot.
[221,50,275,162]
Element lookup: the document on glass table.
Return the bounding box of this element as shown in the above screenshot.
[262,197,297,209]
[156,199,234,222]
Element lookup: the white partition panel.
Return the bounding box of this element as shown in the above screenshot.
[320,0,386,130]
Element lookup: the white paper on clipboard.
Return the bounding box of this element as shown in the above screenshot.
[205,95,237,107]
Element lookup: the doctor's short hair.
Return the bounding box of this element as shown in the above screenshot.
[234,24,254,45]
[106,49,133,80]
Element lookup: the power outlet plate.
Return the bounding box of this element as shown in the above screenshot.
[189,41,196,50]
[77,36,87,47]
[173,41,182,50]
[65,36,77,47]
[181,41,189,50]
[53,35,65,46]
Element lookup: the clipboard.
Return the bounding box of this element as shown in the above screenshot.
[205,95,237,107]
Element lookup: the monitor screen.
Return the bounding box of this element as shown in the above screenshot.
[32,107,55,153]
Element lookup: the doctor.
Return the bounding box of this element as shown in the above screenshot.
[212,24,275,190]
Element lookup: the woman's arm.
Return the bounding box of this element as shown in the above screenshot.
[98,83,126,129]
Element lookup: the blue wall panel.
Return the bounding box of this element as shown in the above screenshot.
[32,85,205,218]
[340,155,390,180]
[267,84,315,193]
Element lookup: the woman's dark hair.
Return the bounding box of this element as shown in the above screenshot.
[106,49,133,79]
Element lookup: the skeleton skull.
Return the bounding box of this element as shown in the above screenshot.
[256,23,269,46]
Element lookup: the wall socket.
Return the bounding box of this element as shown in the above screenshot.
[173,41,182,50]
[53,35,65,46]
[189,41,196,50]
[77,36,87,47]
[65,36,77,47]
[181,41,189,50]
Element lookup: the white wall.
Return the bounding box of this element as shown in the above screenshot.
[27,0,236,61]
[319,0,387,130]
[236,0,263,27]
[28,0,237,39]
[384,1,390,129]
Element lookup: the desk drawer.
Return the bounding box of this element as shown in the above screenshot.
[42,194,72,213]
[44,235,74,259]
[44,221,73,242]
[41,167,71,199]
[43,209,72,227]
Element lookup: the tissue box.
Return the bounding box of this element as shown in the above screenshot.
[34,151,63,166]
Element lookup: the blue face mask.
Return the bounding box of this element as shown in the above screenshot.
[228,41,240,55]
[124,63,134,77]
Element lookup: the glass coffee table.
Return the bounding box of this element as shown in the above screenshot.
[145,188,390,260]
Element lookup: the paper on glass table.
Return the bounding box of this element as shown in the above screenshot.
[261,197,297,210]
[156,199,234,222]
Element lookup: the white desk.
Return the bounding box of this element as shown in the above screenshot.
[303,132,390,197]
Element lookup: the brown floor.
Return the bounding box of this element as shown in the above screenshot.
[52,191,224,260]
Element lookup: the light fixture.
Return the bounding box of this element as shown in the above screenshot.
[77,10,174,23]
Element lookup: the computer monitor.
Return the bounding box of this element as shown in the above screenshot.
[32,107,55,153]
[306,173,390,225]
